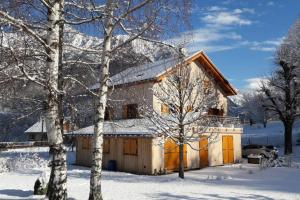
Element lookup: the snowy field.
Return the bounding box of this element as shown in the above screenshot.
[0,146,299,200]
[0,121,300,200]
[242,121,300,146]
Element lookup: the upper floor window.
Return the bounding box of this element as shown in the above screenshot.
[208,108,224,116]
[105,106,114,120]
[203,79,212,93]
[123,104,138,119]
[161,104,170,114]
[186,105,193,112]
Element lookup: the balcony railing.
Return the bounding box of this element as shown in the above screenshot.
[205,115,242,128]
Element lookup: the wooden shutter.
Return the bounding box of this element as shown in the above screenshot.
[186,105,193,112]
[82,137,90,150]
[123,138,138,155]
[123,105,128,119]
[105,107,114,120]
[103,139,110,153]
[161,104,169,114]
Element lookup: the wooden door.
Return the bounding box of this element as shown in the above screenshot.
[222,136,234,164]
[164,139,187,171]
[199,137,209,168]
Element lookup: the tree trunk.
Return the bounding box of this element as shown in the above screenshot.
[178,142,184,179]
[89,2,113,200]
[45,1,67,199]
[263,119,267,128]
[284,122,293,155]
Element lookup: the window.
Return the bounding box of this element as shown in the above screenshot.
[208,108,224,116]
[123,138,138,155]
[161,104,170,114]
[203,80,211,93]
[82,137,90,150]
[103,139,110,153]
[123,104,138,119]
[29,134,35,141]
[105,107,114,120]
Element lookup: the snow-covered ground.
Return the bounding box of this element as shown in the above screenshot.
[0,122,300,200]
[0,146,299,200]
[242,120,300,146]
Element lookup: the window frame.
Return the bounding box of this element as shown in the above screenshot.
[123,104,138,119]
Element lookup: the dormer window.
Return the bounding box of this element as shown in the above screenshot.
[123,104,138,119]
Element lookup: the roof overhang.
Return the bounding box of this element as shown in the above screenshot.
[156,51,237,96]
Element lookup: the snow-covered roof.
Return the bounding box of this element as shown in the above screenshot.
[25,120,47,133]
[90,51,201,90]
[89,50,237,96]
[66,118,155,137]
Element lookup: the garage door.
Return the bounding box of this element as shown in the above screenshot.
[164,139,187,171]
[222,135,234,164]
[199,137,209,168]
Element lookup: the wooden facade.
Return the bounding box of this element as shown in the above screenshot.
[75,128,242,175]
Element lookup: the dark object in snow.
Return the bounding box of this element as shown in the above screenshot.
[248,154,262,164]
[107,160,117,171]
[34,178,48,195]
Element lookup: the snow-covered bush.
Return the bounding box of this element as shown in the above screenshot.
[0,158,10,173]
[2,153,49,173]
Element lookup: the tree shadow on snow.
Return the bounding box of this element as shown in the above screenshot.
[0,189,32,198]
[148,192,275,200]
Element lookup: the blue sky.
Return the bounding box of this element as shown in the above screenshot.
[180,0,299,91]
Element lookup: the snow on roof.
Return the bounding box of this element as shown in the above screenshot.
[90,51,201,90]
[67,118,155,137]
[25,120,47,133]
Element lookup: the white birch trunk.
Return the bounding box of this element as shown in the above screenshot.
[44,0,67,199]
[89,2,113,200]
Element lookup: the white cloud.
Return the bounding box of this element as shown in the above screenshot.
[168,6,257,53]
[168,27,242,53]
[245,77,268,90]
[201,7,254,27]
[242,38,283,52]
[233,8,255,14]
[202,12,252,26]
[207,6,226,12]
[267,1,275,6]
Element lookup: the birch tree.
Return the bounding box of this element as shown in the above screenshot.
[141,52,218,179]
[0,1,68,199]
